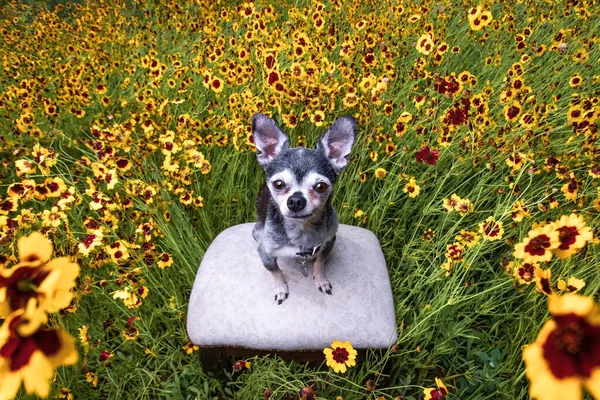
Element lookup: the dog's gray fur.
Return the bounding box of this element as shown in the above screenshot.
[251,113,356,304]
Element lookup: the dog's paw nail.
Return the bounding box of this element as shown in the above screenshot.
[326,289,332,295]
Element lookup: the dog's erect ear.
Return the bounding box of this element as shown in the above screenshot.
[251,113,290,166]
[317,116,357,172]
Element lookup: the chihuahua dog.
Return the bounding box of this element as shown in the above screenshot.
[251,113,356,304]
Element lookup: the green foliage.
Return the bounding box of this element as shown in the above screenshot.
[1,0,599,399]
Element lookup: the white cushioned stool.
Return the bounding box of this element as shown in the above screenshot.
[186,223,397,353]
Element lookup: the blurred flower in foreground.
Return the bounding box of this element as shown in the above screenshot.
[0,309,77,400]
[324,340,357,373]
[424,377,448,399]
[523,294,600,400]
[0,231,80,400]
[0,232,80,318]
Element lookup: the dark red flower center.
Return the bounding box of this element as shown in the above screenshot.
[506,105,520,119]
[81,234,97,248]
[332,347,349,363]
[524,235,551,256]
[543,314,600,379]
[557,226,579,250]
[518,263,535,282]
[0,266,51,312]
[0,315,61,371]
[47,182,60,192]
[484,222,500,237]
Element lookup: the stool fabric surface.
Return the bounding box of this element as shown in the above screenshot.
[186,223,397,351]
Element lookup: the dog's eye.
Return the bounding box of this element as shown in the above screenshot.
[314,182,329,193]
[272,180,286,190]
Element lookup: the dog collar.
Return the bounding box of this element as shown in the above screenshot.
[296,245,321,258]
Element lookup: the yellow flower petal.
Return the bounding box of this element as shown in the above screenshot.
[46,257,80,288]
[584,368,600,398]
[548,294,596,318]
[18,232,53,265]
[0,368,22,400]
[47,330,78,368]
[22,351,54,398]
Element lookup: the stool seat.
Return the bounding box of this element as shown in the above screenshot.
[186,223,397,351]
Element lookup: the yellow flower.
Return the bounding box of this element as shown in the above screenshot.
[523,295,600,400]
[511,261,539,285]
[442,194,462,212]
[105,241,130,264]
[85,372,99,387]
[0,309,78,400]
[77,230,103,256]
[144,348,157,357]
[424,377,448,399]
[506,152,527,171]
[323,340,357,373]
[403,177,420,198]
[513,224,559,263]
[416,33,434,55]
[157,253,174,269]
[41,206,67,228]
[0,232,80,318]
[111,287,142,309]
[311,110,325,126]
[456,198,473,216]
[374,168,387,179]
[440,262,452,277]
[445,242,465,262]
[557,277,586,293]
[561,176,579,202]
[78,326,90,355]
[456,229,480,248]
[467,6,482,23]
[183,342,199,355]
[478,216,504,241]
[511,200,530,222]
[552,214,593,259]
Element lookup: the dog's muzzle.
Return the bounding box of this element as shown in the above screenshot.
[287,192,306,212]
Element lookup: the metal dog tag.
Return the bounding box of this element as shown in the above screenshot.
[299,257,309,277]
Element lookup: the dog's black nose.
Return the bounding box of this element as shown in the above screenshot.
[287,192,306,212]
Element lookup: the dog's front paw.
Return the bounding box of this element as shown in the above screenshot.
[274,282,289,305]
[314,277,332,295]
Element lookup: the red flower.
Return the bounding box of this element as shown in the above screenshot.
[99,350,113,362]
[416,146,440,165]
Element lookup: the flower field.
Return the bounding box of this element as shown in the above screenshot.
[1,0,599,399]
